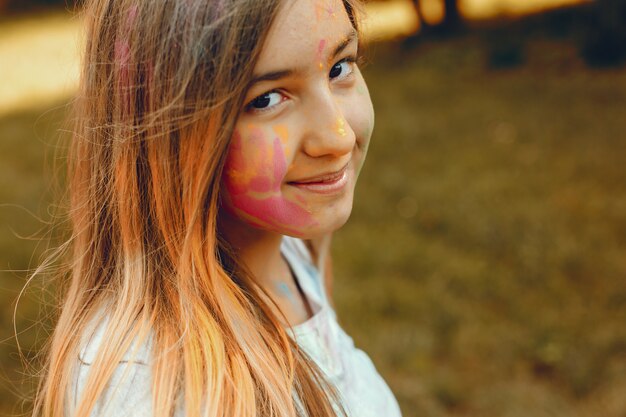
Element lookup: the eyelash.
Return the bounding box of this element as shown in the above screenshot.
[329,56,357,81]
[245,56,358,115]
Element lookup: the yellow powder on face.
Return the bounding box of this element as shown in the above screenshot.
[273,124,289,144]
[273,125,293,158]
[229,125,276,188]
[315,3,324,21]
[336,116,347,137]
[316,0,337,20]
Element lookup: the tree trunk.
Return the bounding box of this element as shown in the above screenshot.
[442,0,461,29]
[411,0,428,29]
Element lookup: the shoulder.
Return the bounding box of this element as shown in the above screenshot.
[78,311,153,366]
[73,312,155,416]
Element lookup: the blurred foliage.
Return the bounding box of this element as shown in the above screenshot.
[476,2,626,69]
[578,0,626,67]
[403,1,626,69]
[0,0,81,14]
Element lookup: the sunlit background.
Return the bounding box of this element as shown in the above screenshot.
[0,0,593,115]
[1,0,625,416]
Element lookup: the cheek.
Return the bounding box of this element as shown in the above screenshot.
[344,75,375,139]
[345,88,375,173]
[356,80,375,140]
[224,128,286,194]
[222,128,319,234]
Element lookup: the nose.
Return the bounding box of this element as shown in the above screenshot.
[300,90,355,159]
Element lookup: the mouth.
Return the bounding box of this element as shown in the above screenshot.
[287,163,350,194]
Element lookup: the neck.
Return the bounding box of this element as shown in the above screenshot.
[218,210,315,327]
[219,210,289,291]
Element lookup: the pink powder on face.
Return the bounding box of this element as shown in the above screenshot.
[224,127,274,194]
[318,39,327,55]
[230,192,316,236]
[325,4,336,18]
[315,1,336,20]
[317,39,327,70]
[223,129,318,235]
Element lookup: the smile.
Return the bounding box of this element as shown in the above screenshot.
[287,163,350,194]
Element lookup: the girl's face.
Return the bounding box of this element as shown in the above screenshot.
[221,0,374,239]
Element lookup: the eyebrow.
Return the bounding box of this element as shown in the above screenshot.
[248,29,358,87]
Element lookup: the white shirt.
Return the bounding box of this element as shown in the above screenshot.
[281,237,402,417]
[73,236,402,417]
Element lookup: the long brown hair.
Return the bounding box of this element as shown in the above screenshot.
[32,0,361,416]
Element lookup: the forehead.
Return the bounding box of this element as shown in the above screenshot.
[255,0,353,70]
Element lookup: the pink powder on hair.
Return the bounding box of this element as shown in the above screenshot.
[114,5,140,116]
[126,5,138,27]
[114,40,131,114]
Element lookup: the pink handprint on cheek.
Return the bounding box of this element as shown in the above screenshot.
[223,127,318,235]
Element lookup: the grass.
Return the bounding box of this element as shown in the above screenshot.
[1,18,625,417]
[0,101,69,415]
[333,33,626,417]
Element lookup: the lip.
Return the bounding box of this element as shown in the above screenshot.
[287,163,350,194]
[288,162,349,184]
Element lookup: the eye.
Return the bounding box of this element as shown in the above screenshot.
[329,58,355,80]
[246,91,285,113]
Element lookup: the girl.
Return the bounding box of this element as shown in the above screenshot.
[33,0,402,416]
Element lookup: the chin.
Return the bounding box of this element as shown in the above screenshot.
[291,198,354,240]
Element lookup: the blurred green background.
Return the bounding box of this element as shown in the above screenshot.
[1,0,625,416]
